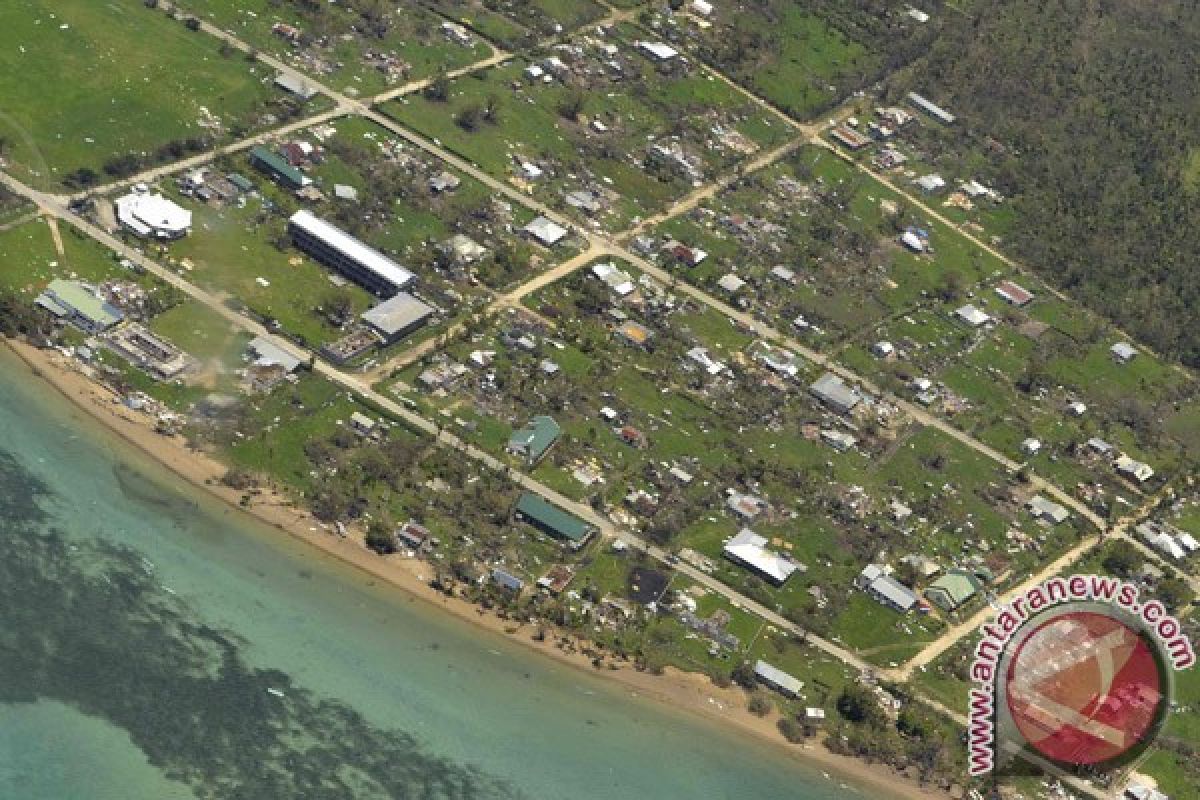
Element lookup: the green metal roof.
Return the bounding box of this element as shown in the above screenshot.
[515,492,592,543]
[249,146,306,188]
[924,570,980,611]
[40,279,123,328]
[507,415,560,462]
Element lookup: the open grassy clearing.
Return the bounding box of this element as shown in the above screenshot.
[175,0,493,96]
[0,0,291,190]
[649,146,1007,345]
[385,36,791,231]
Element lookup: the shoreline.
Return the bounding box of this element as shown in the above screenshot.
[3,338,951,800]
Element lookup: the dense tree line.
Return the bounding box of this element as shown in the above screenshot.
[891,0,1200,366]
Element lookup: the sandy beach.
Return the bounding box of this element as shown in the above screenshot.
[3,338,951,800]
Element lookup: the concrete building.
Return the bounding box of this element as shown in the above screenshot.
[35,280,123,333]
[361,292,434,343]
[114,188,192,239]
[288,210,414,296]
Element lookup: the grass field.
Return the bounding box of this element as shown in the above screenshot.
[385,48,791,230]
[0,0,282,189]
[176,0,493,96]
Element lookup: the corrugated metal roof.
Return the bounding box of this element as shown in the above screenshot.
[289,210,415,292]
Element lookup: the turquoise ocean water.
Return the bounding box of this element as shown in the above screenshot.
[0,352,866,800]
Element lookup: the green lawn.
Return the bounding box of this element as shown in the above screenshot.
[0,0,282,189]
[176,0,494,95]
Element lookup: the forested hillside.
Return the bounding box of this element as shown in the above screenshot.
[891,0,1200,365]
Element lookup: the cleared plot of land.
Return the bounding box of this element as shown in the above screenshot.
[385,35,791,231]
[175,0,493,96]
[0,0,285,189]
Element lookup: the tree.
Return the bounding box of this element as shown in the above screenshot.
[837,684,884,727]
[557,90,585,121]
[423,75,450,102]
[365,520,396,555]
[320,287,355,324]
[1157,576,1192,611]
[455,103,482,132]
[747,691,774,717]
[1101,540,1143,578]
[731,660,757,689]
[777,716,806,743]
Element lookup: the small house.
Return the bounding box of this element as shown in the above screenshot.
[924,569,981,612]
[1111,342,1138,363]
[524,216,568,247]
[955,304,991,327]
[809,372,862,415]
[753,661,804,697]
[507,415,561,465]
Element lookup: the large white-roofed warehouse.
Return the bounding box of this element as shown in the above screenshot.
[288,210,415,297]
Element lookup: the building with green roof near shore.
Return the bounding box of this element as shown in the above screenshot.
[924,569,981,612]
[506,415,560,466]
[35,279,124,333]
[514,492,595,548]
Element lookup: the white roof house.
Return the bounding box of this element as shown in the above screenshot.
[1020,437,1042,455]
[592,261,635,296]
[1111,342,1138,363]
[247,336,303,373]
[717,273,746,293]
[638,41,679,61]
[723,529,801,585]
[1116,454,1155,483]
[753,660,804,696]
[690,0,714,16]
[1027,495,1069,525]
[1153,533,1186,561]
[900,230,925,252]
[770,265,796,284]
[524,216,568,247]
[916,173,946,192]
[1068,401,1088,416]
[114,189,192,239]
[873,341,895,358]
[1178,532,1199,553]
[955,304,992,327]
[274,72,318,100]
[686,346,726,376]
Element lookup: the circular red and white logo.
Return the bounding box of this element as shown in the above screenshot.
[1005,611,1164,765]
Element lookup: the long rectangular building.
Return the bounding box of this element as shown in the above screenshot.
[288,210,414,297]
